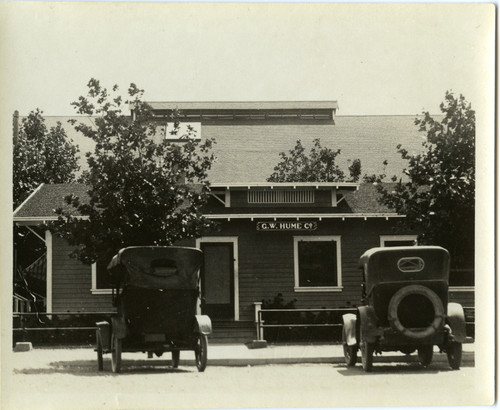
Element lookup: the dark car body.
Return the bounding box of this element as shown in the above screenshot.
[95,246,212,373]
[343,246,466,371]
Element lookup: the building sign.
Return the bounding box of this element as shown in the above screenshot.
[256,221,318,231]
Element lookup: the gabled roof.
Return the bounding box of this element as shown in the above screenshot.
[38,114,426,184]
[25,94,433,192]
[342,183,395,214]
[210,182,359,189]
[13,182,397,222]
[146,101,339,111]
[13,183,89,222]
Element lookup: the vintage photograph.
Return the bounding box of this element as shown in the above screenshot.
[1,2,495,409]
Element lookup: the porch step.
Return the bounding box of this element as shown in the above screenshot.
[208,321,256,344]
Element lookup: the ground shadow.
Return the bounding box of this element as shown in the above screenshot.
[334,351,474,376]
[13,359,195,376]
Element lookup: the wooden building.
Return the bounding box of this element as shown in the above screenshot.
[13,102,474,341]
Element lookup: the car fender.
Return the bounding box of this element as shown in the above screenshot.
[195,315,212,335]
[358,306,381,343]
[111,316,128,339]
[342,313,358,347]
[446,302,467,343]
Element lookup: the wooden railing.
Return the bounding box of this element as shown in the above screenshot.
[254,303,475,342]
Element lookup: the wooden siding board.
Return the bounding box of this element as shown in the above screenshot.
[52,235,113,312]
[225,219,395,321]
[49,217,474,318]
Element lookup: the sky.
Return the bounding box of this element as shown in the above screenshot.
[0,2,495,117]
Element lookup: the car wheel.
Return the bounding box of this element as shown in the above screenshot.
[194,333,208,372]
[96,330,104,371]
[111,334,122,373]
[342,326,357,367]
[172,350,180,368]
[446,342,462,370]
[360,328,374,372]
[417,345,433,367]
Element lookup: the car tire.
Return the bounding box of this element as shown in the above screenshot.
[342,326,357,367]
[194,333,208,372]
[360,327,374,372]
[388,285,445,340]
[172,350,180,368]
[111,334,122,373]
[418,345,433,367]
[96,330,104,371]
[446,342,462,370]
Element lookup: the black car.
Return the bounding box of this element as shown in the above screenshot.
[342,246,466,371]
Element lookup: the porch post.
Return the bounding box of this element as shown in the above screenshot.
[254,301,263,341]
[45,230,52,314]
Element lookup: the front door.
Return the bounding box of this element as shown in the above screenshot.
[200,242,234,320]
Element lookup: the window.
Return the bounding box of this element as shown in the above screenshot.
[380,235,417,247]
[91,261,112,294]
[293,236,342,291]
[449,269,474,287]
[157,122,201,141]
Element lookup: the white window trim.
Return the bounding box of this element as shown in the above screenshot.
[91,263,113,295]
[449,286,475,292]
[379,235,418,247]
[159,121,202,141]
[196,236,240,320]
[293,235,343,292]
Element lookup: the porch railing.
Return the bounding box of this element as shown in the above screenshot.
[13,312,116,343]
[254,302,475,342]
[254,302,356,342]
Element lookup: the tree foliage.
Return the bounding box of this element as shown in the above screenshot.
[13,109,80,208]
[378,91,475,266]
[267,138,361,182]
[52,79,216,265]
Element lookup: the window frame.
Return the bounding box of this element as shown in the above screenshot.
[293,235,343,292]
[90,262,112,295]
[159,121,202,141]
[379,235,418,247]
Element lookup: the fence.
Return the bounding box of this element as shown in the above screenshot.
[12,306,475,345]
[13,312,116,346]
[254,303,475,343]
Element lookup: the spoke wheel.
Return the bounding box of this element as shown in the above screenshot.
[172,350,180,368]
[111,334,122,373]
[446,342,462,370]
[194,333,208,372]
[342,327,357,367]
[360,328,374,372]
[96,331,104,371]
[417,345,433,367]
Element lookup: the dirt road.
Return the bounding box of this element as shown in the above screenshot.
[3,346,490,409]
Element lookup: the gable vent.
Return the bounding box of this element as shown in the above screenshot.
[248,190,314,204]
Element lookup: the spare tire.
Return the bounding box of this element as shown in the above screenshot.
[387,284,445,340]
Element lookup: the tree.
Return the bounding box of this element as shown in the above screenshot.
[13,109,80,279]
[13,109,80,209]
[267,138,361,182]
[378,91,475,267]
[52,79,216,265]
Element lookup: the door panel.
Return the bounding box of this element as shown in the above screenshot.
[200,242,234,319]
